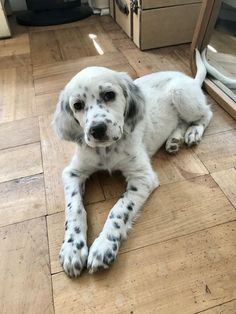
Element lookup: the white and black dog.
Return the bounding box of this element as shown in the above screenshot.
[53,50,212,277]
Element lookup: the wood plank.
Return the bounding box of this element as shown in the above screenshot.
[0,32,29,58]
[0,21,30,69]
[121,44,191,77]
[55,24,117,61]
[52,222,236,314]
[0,143,43,183]
[0,174,46,228]
[29,30,63,66]
[33,51,127,79]
[34,92,60,116]
[193,130,236,173]
[0,66,35,123]
[98,146,209,200]
[33,53,137,96]
[200,299,236,313]
[153,146,209,185]
[0,117,40,150]
[39,115,105,215]
[211,168,236,209]
[47,175,236,274]
[0,217,54,314]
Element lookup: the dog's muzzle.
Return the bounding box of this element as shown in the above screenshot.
[89,122,108,141]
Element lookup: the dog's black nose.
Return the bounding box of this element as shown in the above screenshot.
[89,123,107,140]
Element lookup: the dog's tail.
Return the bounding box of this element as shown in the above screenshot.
[194,49,206,86]
[201,48,236,88]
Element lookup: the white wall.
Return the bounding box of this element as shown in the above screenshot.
[9,0,88,12]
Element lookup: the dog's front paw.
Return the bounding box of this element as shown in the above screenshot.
[87,233,120,273]
[59,236,88,278]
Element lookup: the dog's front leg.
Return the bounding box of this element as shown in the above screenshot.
[87,156,159,273]
[59,165,90,277]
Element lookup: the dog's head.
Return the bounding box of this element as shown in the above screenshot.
[53,67,145,148]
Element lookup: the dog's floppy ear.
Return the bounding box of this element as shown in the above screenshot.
[119,73,145,132]
[52,90,84,143]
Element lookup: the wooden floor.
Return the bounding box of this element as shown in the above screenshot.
[0,15,236,314]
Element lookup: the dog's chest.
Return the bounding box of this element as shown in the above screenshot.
[94,141,129,172]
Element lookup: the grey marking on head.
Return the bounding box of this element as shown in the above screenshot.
[83,93,87,98]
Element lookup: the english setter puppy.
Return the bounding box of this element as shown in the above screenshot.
[53,50,212,277]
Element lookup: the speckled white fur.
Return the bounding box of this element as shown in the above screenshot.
[53,50,212,277]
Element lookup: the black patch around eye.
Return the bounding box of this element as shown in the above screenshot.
[73,100,85,111]
[101,91,116,102]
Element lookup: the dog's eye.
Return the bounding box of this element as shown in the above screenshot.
[73,100,85,111]
[103,91,115,102]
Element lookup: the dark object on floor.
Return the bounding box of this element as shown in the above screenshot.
[16,0,92,26]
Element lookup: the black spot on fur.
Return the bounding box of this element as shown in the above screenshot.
[105,119,112,124]
[107,234,121,242]
[113,136,119,141]
[127,205,133,211]
[106,146,112,154]
[67,237,73,243]
[112,243,118,251]
[74,226,80,234]
[83,93,87,98]
[71,190,78,197]
[76,241,84,250]
[65,221,68,230]
[97,99,102,104]
[74,262,81,270]
[77,209,82,214]
[129,185,138,191]
[67,202,71,207]
[113,221,120,229]
[123,213,129,224]
[85,86,88,92]
[110,212,114,219]
[117,215,122,219]
[92,94,95,98]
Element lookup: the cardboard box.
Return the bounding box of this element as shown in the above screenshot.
[111,0,202,50]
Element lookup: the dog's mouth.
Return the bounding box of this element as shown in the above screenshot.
[85,135,120,148]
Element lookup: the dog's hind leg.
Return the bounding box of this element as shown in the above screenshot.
[171,85,213,147]
[184,110,212,146]
[165,120,188,154]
